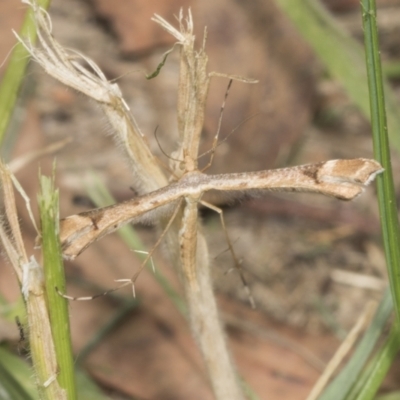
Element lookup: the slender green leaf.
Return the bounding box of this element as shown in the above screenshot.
[319,289,392,400]
[352,323,400,400]
[383,61,400,80]
[0,0,51,147]
[39,173,77,399]
[309,0,400,398]
[0,346,38,400]
[361,0,400,321]
[0,346,108,400]
[75,369,109,400]
[376,391,400,400]
[145,47,174,79]
[322,1,400,398]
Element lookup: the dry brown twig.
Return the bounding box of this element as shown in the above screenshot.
[306,300,377,400]
[0,162,65,398]
[15,2,383,399]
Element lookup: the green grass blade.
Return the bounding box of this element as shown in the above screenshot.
[351,323,400,400]
[0,346,108,400]
[319,1,400,398]
[0,365,34,400]
[75,369,110,400]
[383,61,400,80]
[273,0,400,153]
[38,173,77,399]
[0,0,51,147]
[318,289,392,400]
[376,391,400,400]
[361,0,400,321]
[0,346,38,400]
[320,1,400,398]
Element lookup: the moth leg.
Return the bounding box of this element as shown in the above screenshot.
[200,200,255,308]
[55,283,131,301]
[56,199,183,301]
[127,198,183,285]
[200,79,233,172]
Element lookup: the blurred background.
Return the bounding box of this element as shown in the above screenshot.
[1,0,400,398]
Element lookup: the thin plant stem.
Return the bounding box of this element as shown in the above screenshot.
[361,0,400,321]
[0,0,51,146]
[351,323,400,400]
[39,173,77,399]
[319,289,393,400]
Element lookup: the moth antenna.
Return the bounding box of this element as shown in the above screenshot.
[55,284,130,301]
[198,113,258,160]
[201,79,233,172]
[154,126,181,163]
[153,126,182,179]
[108,68,142,84]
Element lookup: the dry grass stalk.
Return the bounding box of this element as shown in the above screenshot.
[17,2,245,397]
[0,162,66,399]
[306,301,377,400]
